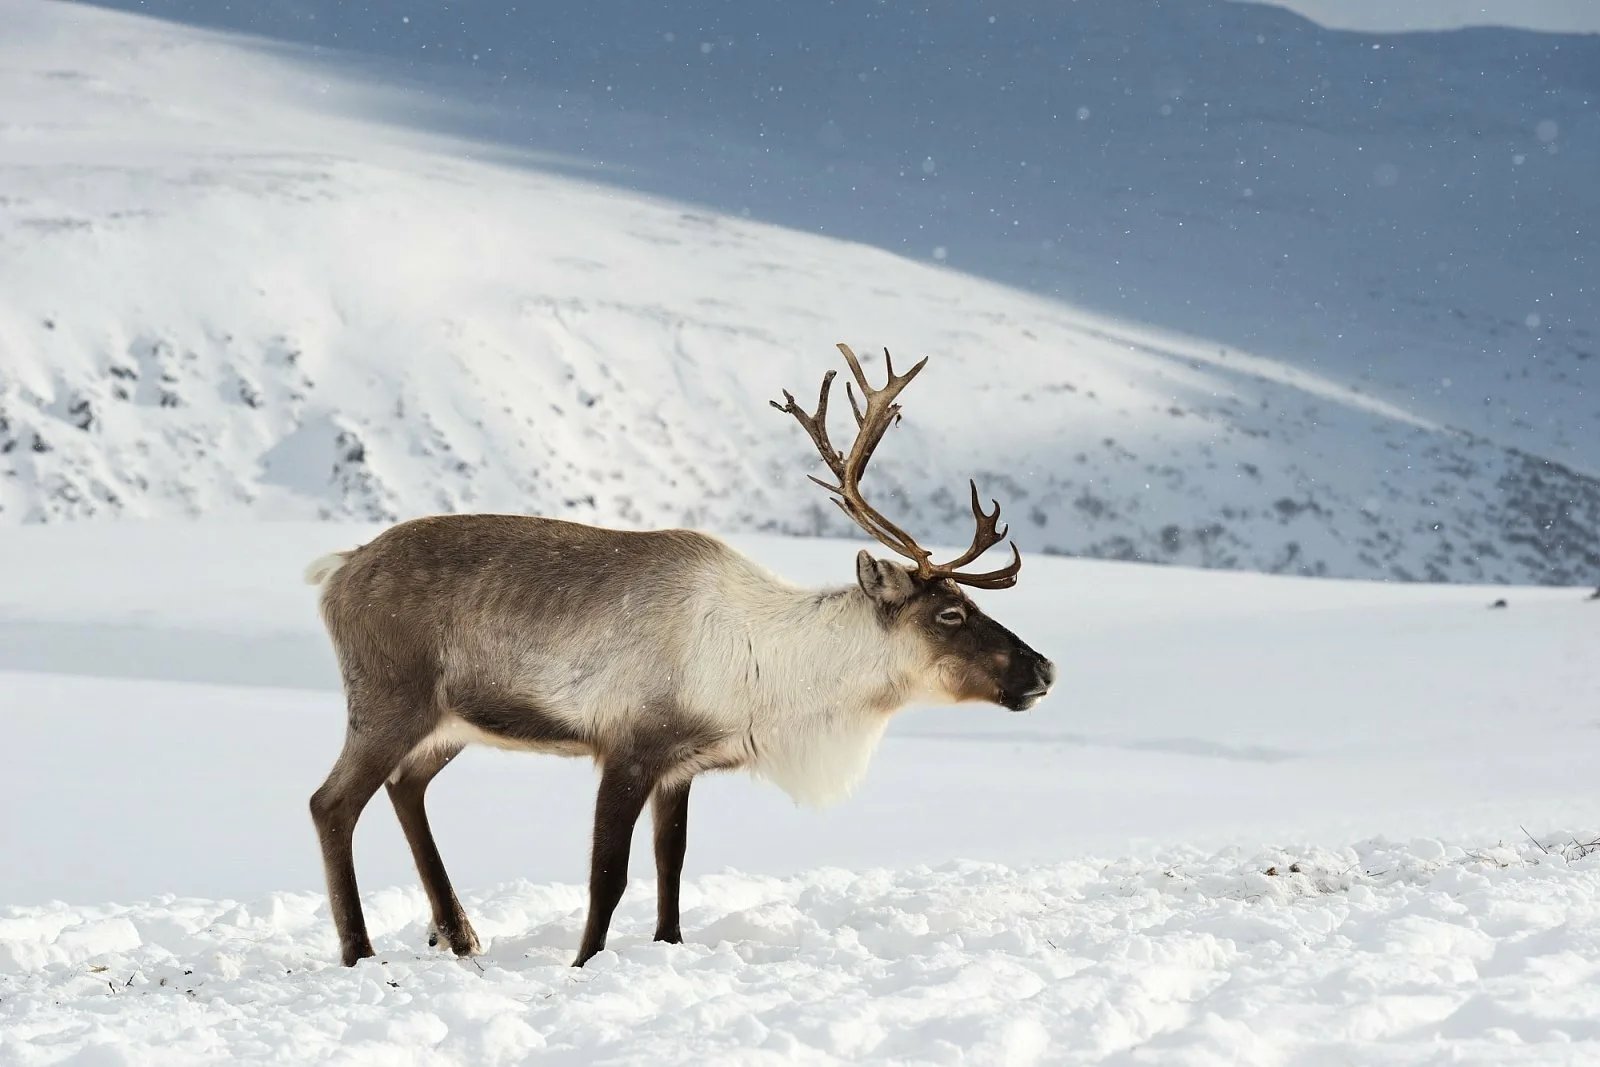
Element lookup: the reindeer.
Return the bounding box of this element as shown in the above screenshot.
[304,344,1055,968]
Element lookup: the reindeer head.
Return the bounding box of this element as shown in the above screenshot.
[773,344,1056,712]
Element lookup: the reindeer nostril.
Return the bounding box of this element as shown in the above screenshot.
[1036,659,1057,688]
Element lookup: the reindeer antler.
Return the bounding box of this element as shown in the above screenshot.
[771,343,1023,589]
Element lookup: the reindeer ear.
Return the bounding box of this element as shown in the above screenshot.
[856,550,915,607]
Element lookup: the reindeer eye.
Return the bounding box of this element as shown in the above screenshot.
[936,607,966,627]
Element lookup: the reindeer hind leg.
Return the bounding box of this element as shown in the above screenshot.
[386,741,482,957]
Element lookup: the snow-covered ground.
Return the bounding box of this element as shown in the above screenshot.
[5,1,1599,582]
[11,842,1600,1065]
[5,0,1599,1061]
[3,521,1598,1063]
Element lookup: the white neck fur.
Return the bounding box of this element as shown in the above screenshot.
[683,562,922,807]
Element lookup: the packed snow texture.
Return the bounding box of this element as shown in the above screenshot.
[4,1,1599,583]
[10,843,1600,1066]
[2,521,1599,1063]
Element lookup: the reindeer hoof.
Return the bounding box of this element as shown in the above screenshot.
[340,940,376,967]
[431,919,481,957]
[452,928,483,957]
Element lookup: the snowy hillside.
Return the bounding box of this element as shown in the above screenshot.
[3,521,1599,1062]
[3,0,1598,582]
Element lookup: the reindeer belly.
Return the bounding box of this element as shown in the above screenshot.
[438,677,597,756]
[406,712,594,765]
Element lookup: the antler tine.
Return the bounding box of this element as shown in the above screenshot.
[839,344,871,429]
[953,486,1004,566]
[770,369,845,482]
[918,480,1022,589]
[835,344,928,476]
[835,343,872,395]
[837,344,924,393]
[915,479,998,572]
[938,542,1023,589]
[845,382,866,428]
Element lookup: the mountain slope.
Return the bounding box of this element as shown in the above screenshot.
[2,0,1597,582]
[72,0,1599,470]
